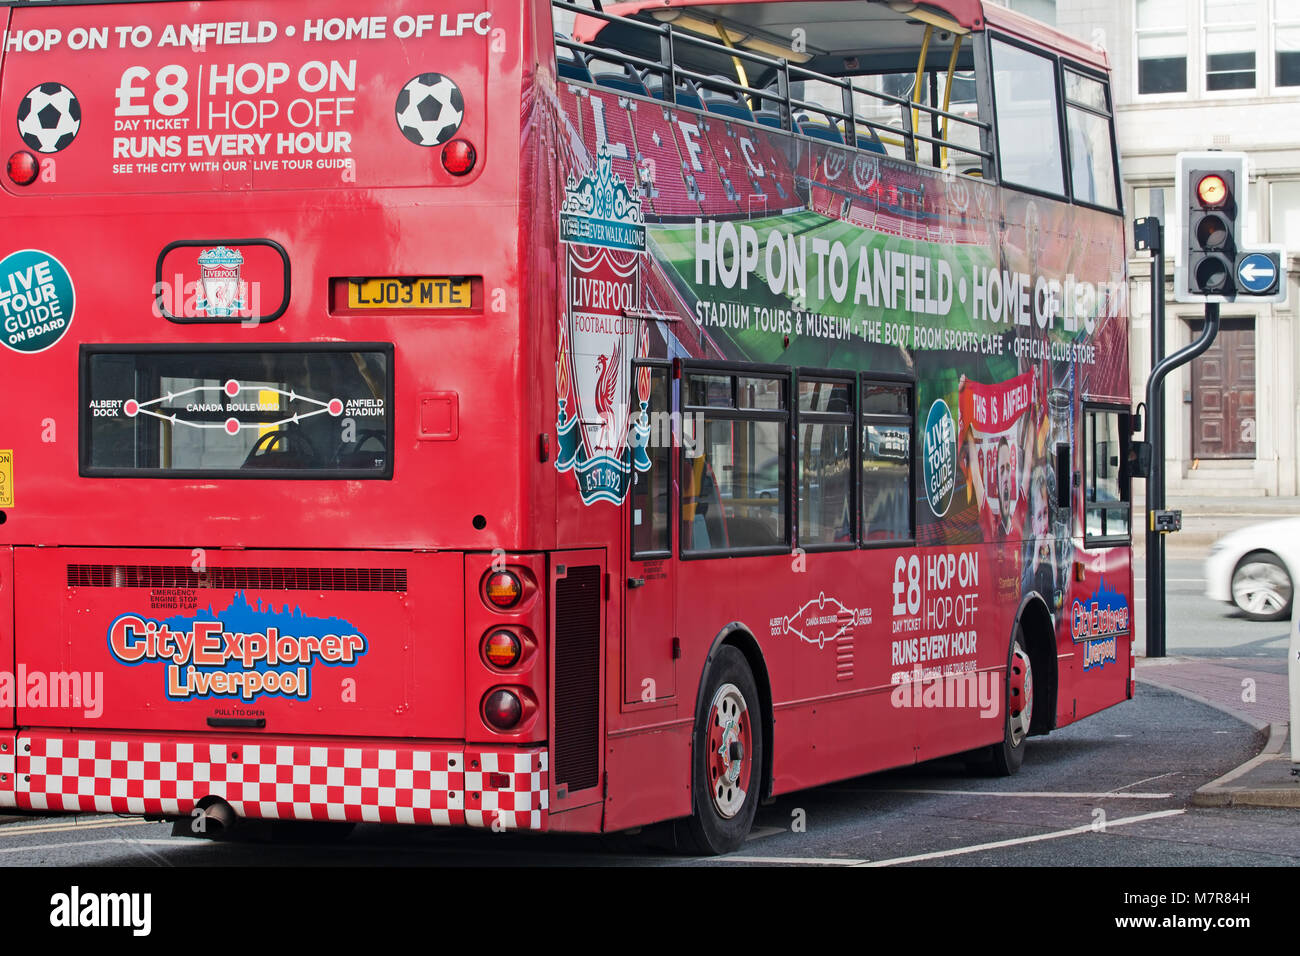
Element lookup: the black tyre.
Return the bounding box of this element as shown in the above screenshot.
[1230,551,1293,622]
[684,645,763,855]
[987,625,1033,776]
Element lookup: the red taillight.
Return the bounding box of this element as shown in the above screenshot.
[441,139,476,176]
[483,689,522,730]
[1197,174,1227,207]
[483,570,523,609]
[484,629,522,668]
[7,151,39,186]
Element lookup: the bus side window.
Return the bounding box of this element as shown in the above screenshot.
[681,368,790,556]
[631,363,671,558]
[797,376,855,549]
[1083,407,1132,544]
[991,37,1067,198]
[1063,68,1120,210]
[861,380,914,545]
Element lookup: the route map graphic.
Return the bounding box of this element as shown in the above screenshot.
[122,379,345,436]
[774,593,872,649]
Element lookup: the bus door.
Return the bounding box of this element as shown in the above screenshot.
[622,361,676,706]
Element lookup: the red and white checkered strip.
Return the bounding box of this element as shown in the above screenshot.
[5,733,480,825]
[464,749,549,830]
[0,732,15,808]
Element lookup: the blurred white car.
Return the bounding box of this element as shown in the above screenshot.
[1204,517,1300,621]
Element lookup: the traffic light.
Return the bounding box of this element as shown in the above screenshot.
[1172,152,1288,305]
[1175,152,1246,301]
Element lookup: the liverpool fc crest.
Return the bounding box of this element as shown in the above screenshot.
[195,246,246,318]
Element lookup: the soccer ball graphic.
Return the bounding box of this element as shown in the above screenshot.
[395,73,464,147]
[17,82,81,154]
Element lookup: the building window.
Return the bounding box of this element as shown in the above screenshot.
[1270,180,1300,252]
[1204,0,1259,91]
[1006,0,1057,26]
[1137,0,1189,94]
[1277,1,1300,87]
[991,38,1066,196]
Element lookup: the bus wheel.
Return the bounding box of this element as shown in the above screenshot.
[988,627,1034,776]
[686,646,763,855]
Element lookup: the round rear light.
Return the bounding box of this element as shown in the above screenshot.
[7,151,39,186]
[484,629,522,668]
[442,139,476,176]
[484,570,523,609]
[483,689,522,730]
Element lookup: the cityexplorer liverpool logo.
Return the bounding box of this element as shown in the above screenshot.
[560,144,646,252]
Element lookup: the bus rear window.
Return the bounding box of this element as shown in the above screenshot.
[81,346,393,478]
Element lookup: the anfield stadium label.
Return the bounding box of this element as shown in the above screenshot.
[0,249,76,354]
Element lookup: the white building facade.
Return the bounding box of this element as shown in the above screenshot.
[997,0,1300,496]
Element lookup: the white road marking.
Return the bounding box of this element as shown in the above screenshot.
[857,809,1186,867]
[0,817,154,839]
[1110,772,1178,791]
[719,854,866,866]
[838,788,1168,798]
[0,838,131,854]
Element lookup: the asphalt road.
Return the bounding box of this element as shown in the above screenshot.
[1137,554,1291,672]
[1,553,1290,869]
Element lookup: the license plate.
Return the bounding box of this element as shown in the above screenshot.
[347,277,471,310]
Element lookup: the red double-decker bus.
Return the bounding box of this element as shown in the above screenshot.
[0,0,1134,854]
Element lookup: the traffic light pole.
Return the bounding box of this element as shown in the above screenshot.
[1144,301,1220,657]
[1144,203,1167,660]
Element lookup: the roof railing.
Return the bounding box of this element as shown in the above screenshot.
[552,0,991,170]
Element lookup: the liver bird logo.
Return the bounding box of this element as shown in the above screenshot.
[593,338,622,450]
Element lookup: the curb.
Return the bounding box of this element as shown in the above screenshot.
[1135,672,1298,809]
[1190,724,1300,809]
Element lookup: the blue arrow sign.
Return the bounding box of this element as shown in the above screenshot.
[1238,253,1279,294]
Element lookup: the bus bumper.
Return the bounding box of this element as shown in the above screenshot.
[0,729,548,830]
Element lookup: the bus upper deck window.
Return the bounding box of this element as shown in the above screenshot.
[991,39,1066,197]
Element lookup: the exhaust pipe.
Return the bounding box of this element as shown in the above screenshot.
[171,798,237,839]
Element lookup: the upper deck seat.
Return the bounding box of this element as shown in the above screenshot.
[555,37,593,85]
[590,58,650,97]
[850,129,887,154]
[700,75,755,123]
[797,119,843,145]
[647,76,705,112]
